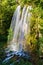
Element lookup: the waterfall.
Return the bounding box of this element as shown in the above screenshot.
[8,5,32,52]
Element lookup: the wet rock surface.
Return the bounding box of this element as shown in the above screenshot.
[0,50,32,65]
[2,50,31,63]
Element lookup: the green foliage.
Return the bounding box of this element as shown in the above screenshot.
[25,3,43,54]
[8,28,13,41]
[0,0,17,41]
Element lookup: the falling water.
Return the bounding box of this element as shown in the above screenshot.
[8,5,32,52]
[1,6,32,64]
